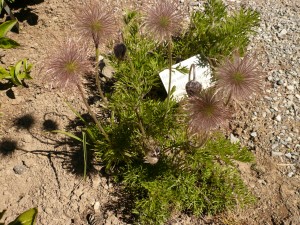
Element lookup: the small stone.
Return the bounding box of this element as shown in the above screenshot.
[94,201,100,211]
[276,80,283,85]
[262,112,267,117]
[285,153,292,159]
[250,132,257,137]
[285,137,292,142]
[275,115,282,122]
[13,164,27,175]
[271,143,279,150]
[258,179,267,185]
[272,151,283,157]
[287,85,294,91]
[287,172,294,178]
[92,175,101,189]
[230,133,240,144]
[278,29,287,38]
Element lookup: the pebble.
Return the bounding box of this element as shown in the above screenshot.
[94,201,100,211]
[285,153,292,159]
[287,172,294,178]
[272,151,283,157]
[258,179,267,185]
[271,143,279,149]
[13,164,27,175]
[278,29,287,38]
[275,115,282,122]
[230,133,240,144]
[250,132,257,138]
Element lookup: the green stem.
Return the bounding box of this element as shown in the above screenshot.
[166,41,173,108]
[95,47,108,106]
[134,107,146,137]
[77,84,110,143]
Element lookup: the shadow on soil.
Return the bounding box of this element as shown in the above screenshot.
[0,138,18,156]
[4,112,99,177]
[103,187,137,224]
[2,0,44,27]
[13,114,36,130]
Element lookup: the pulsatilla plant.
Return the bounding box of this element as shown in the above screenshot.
[44,0,261,223]
[215,51,262,104]
[74,0,118,105]
[142,0,185,107]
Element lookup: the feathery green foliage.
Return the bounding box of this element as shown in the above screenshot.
[123,137,254,224]
[173,0,260,65]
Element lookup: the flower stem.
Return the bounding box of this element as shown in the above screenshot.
[166,41,173,108]
[95,47,108,106]
[77,84,110,143]
[134,107,146,137]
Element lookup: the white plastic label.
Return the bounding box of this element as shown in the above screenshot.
[159,55,212,100]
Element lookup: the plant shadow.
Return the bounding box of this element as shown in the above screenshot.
[0,138,18,157]
[13,114,36,130]
[58,112,100,176]
[2,0,44,27]
[103,186,137,224]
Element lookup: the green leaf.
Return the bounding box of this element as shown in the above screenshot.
[0,19,17,37]
[52,130,83,142]
[0,66,10,79]
[14,59,23,76]
[8,208,38,225]
[9,65,22,86]
[0,37,20,49]
[82,131,87,181]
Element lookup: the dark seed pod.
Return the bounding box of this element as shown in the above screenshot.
[113,43,126,60]
[186,63,202,97]
[185,80,202,97]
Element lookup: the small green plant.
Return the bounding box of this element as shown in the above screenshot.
[43,0,261,224]
[0,59,32,87]
[0,19,19,49]
[0,208,38,225]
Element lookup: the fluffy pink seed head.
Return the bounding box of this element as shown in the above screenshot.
[186,89,231,134]
[215,52,262,101]
[45,38,91,91]
[74,0,118,48]
[143,0,184,42]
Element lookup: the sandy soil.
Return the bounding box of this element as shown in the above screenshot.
[0,0,299,225]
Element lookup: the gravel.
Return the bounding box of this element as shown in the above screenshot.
[200,0,300,176]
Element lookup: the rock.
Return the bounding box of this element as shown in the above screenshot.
[287,172,294,178]
[250,132,257,138]
[13,164,27,175]
[285,152,292,159]
[94,201,100,211]
[278,29,287,38]
[275,115,282,122]
[230,133,240,144]
[272,151,284,157]
[92,175,101,189]
[258,179,267,185]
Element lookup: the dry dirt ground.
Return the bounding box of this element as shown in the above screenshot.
[0,0,299,225]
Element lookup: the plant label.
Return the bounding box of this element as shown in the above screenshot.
[159,55,212,101]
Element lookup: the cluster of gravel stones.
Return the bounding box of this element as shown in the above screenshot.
[228,0,299,176]
[181,0,300,177]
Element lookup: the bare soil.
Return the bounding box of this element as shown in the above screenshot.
[0,0,299,225]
